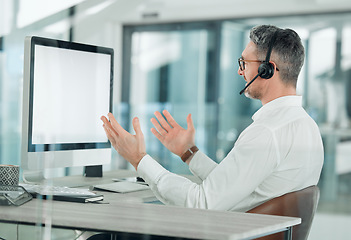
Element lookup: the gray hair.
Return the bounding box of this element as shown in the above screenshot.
[249,25,305,87]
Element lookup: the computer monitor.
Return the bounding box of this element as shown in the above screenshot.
[21,36,113,183]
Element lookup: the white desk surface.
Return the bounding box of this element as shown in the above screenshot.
[0,170,301,240]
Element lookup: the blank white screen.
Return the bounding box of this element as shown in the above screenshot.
[32,45,110,144]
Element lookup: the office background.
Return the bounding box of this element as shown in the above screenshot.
[1,0,351,239]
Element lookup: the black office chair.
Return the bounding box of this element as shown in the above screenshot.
[86,233,114,240]
[246,185,320,240]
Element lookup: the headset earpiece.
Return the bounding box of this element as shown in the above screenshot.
[258,62,274,79]
[258,30,279,79]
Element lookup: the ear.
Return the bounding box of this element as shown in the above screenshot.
[269,61,279,74]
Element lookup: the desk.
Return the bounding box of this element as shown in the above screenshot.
[0,170,301,240]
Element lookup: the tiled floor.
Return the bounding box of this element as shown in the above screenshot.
[309,213,351,240]
[309,172,351,239]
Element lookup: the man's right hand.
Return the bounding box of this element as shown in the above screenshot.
[150,110,195,158]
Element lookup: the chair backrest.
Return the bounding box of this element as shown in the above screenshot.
[247,185,320,240]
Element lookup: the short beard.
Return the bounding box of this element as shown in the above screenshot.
[244,87,261,100]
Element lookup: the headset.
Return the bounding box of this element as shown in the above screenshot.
[239,30,279,95]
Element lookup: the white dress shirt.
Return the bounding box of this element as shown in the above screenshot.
[137,96,324,212]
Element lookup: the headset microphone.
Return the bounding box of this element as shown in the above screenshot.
[239,30,279,95]
[239,68,264,95]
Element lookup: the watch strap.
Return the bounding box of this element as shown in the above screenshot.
[181,146,199,162]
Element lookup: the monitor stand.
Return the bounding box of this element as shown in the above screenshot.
[22,170,46,184]
[84,165,103,177]
[22,165,104,187]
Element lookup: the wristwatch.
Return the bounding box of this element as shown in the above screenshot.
[181,146,199,162]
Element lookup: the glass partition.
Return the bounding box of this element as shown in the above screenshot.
[1,1,351,238]
[217,22,261,160]
[0,2,112,239]
[121,23,223,174]
[122,13,351,240]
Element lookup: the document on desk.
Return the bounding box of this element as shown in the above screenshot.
[93,182,150,193]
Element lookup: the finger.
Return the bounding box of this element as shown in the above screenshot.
[101,115,118,136]
[187,114,195,131]
[107,113,128,135]
[151,127,164,142]
[151,117,168,135]
[163,110,180,128]
[132,117,144,140]
[102,124,117,145]
[101,115,110,125]
[154,111,172,131]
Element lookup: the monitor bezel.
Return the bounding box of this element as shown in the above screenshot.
[26,36,114,153]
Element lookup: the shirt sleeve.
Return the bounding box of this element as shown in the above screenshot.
[188,151,218,180]
[137,125,279,211]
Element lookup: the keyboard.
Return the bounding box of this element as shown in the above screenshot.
[21,183,94,196]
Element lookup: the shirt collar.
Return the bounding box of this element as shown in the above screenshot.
[252,95,302,121]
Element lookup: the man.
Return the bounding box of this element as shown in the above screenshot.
[101,25,324,212]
